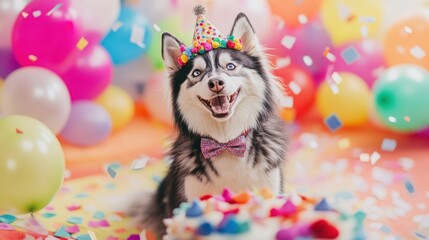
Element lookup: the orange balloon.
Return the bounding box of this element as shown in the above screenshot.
[267,0,322,28]
[384,11,429,69]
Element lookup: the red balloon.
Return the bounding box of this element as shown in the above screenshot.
[274,65,316,118]
[59,45,113,101]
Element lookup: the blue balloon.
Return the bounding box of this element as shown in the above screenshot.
[101,7,152,65]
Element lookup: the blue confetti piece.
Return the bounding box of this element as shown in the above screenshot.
[54,226,71,238]
[197,222,214,236]
[415,232,427,239]
[106,183,116,189]
[75,234,92,240]
[0,214,16,224]
[67,216,83,224]
[314,198,332,211]
[218,216,240,234]
[152,175,162,183]
[93,211,105,219]
[107,166,117,178]
[186,200,203,218]
[404,178,415,194]
[324,114,343,132]
[42,212,56,219]
[341,46,360,65]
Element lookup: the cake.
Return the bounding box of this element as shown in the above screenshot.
[163,189,366,240]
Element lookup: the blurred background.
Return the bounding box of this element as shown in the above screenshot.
[1,0,429,239]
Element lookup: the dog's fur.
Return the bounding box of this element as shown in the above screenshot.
[127,13,289,237]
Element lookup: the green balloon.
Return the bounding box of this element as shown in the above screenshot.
[0,116,65,214]
[373,64,429,132]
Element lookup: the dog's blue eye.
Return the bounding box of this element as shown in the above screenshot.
[226,63,236,70]
[192,69,201,77]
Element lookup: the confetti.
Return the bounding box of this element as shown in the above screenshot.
[404,178,415,194]
[388,116,396,123]
[127,235,140,240]
[329,83,339,95]
[404,116,411,122]
[323,48,336,62]
[338,138,350,149]
[415,232,427,239]
[47,3,63,16]
[107,165,117,178]
[67,216,83,224]
[331,71,342,84]
[404,26,413,34]
[360,25,369,37]
[41,212,56,219]
[76,234,92,240]
[28,54,38,62]
[67,204,81,211]
[54,226,71,238]
[410,45,426,59]
[370,151,381,165]
[65,225,80,234]
[381,138,397,152]
[0,214,16,224]
[88,230,98,240]
[302,55,313,66]
[16,128,23,134]
[32,10,41,18]
[359,153,370,162]
[92,211,105,219]
[76,193,89,198]
[0,223,14,231]
[297,14,308,24]
[132,156,149,170]
[111,21,123,32]
[289,81,301,95]
[152,23,161,32]
[22,12,29,18]
[341,46,360,65]
[275,57,291,68]
[280,96,294,108]
[399,157,415,171]
[281,35,296,49]
[324,114,342,132]
[77,37,89,51]
[130,25,146,48]
[88,219,110,228]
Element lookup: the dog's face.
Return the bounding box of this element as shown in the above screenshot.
[162,14,278,142]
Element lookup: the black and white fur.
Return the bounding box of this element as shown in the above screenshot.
[127,13,289,237]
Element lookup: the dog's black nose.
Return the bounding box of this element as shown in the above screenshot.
[208,79,225,93]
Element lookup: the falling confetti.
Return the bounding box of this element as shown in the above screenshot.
[370,151,381,165]
[28,55,38,62]
[107,165,117,179]
[15,128,23,134]
[132,157,149,170]
[289,81,302,95]
[0,214,16,224]
[388,116,397,123]
[22,12,29,18]
[32,10,41,18]
[47,3,63,16]
[359,153,370,162]
[111,21,123,32]
[331,71,342,84]
[41,212,56,219]
[152,23,161,32]
[404,26,413,34]
[324,114,343,132]
[360,25,369,37]
[297,14,308,24]
[280,96,294,108]
[381,138,397,152]
[88,230,98,240]
[77,37,89,51]
[302,55,313,66]
[130,25,146,48]
[404,178,415,194]
[409,46,426,60]
[281,35,296,49]
[341,46,360,65]
[276,57,291,68]
[323,47,336,62]
[67,204,81,211]
[338,138,350,149]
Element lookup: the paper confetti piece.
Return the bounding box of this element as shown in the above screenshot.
[324,114,342,132]
[108,214,122,222]
[88,219,110,228]
[302,55,313,66]
[107,165,117,178]
[281,35,296,49]
[359,153,370,162]
[111,21,123,32]
[0,214,17,224]
[404,26,413,34]
[388,116,397,123]
[0,223,14,231]
[132,156,149,170]
[47,3,63,16]
[76,234,92,240]
[297,14,308,24]
[341,46,360,64]
[399,157,415,171]
[77,37,89,51]
[152,175,162,183]
[76,193,89,198]
[32,10,41,18]
[67,216,83,224]
[67,204,81,211]
[338,138,350,149]
[289,81,301,95]
[331,71,342,84]
[16,128,23,134]
[130,25,146,48]
[410,45,426,59]
[404,178,415,194]
[54,226,71,238]
[65,225,80,234]
[153,23,161,32]
[329,83,339,95]
[370,151,381,165]
[280,95,294,108]
[22,12,29,18]
[404,116,411,122]
[28,55,38,62]
[92,211,105,219]
[415,232,427,239]
[381,138,397,152]
[323,47,336,62]
[275,57,291,69]
[88,230,98,240]
[41,212,56,219]
[360,25,369,37]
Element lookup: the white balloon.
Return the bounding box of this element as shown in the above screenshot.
[1,67,71,134]
[0,0,29,48]
[71,0,120,40]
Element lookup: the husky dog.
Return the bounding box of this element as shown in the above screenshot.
[127,12,288,237]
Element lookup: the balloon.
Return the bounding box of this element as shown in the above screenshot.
[0,48,20,79]
[0,0,29,48]
[113,56,154,100]
[101,7,152,65]
[12,0,84,73]
[71,0,120,42]
[60,45,113,101]
[95,85,135,131]
[321,0,384,45]
[1,67,71,134]
[316,72,370,127]
[384,10,429,69]
[274,65,316,118]
[285,20,333,82]
[60,101,112,146]
[142,72,173,126]
[267,0,323,28]
[0,115,65,214]
[332,39,385,87]
[373,64,429,132]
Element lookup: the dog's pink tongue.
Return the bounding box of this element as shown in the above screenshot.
[210,96,230,114]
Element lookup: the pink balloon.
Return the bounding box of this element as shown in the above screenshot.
[331,39,385,87]
[60,45,113,101]
[12,0,83,72]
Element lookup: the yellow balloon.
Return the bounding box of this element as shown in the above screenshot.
[0,115,65,214]
[321,0,384,45]
[96,85,135,131]
[316,72,370,127]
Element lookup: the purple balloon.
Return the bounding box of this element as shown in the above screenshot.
[285,20,333,83]
[0,49,20,78]
[60,101,112,146]
[331,39,385,87]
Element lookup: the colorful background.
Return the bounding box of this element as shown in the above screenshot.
[1,0,429,239]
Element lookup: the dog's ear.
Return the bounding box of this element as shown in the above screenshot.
[230,13,261,56]
[162,32,184,72]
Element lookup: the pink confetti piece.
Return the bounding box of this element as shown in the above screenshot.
[67,204,81,211]
[66,225,80,234]
[0,223,14,231]
[45,206,55,211]
[88,220,110,228]
[106,236,119,240]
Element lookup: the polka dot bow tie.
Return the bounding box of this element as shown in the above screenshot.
[200,133,247,159]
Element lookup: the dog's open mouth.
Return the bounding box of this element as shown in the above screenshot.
[198,88,240,118]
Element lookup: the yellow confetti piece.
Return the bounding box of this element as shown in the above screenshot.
[28,55,38,62]
[338,138,350,149]
[76,37,89,51]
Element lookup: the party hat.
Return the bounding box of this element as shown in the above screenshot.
[178,5,243,66]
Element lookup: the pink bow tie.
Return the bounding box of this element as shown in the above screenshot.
[201,134,247,159]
